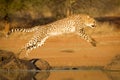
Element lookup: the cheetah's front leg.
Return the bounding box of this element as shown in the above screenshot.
[76,29,96,47]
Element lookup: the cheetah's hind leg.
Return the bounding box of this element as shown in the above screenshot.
[24,35,49,56]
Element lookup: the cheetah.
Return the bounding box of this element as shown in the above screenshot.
[8,14,96,56]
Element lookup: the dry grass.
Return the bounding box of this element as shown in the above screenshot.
[85,21,120,37]
[95,22,116,33]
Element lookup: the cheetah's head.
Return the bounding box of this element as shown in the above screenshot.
[84,15,96,28]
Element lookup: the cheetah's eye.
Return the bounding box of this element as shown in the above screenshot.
[91,24,95,28]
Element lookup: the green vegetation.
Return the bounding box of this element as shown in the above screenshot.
[0,0,120,30]
[0,0,120,18]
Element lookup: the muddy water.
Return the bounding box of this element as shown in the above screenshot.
[0,70,120,80]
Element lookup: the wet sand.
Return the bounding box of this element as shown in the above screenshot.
[0,32,120,67]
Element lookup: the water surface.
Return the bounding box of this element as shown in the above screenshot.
[0,70,120,80]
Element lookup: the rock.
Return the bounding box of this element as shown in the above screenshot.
[0,50,36,70]
[104,54,120,70]
[0,50,51,79]
[0,50,51,70]
[30,59,51,70]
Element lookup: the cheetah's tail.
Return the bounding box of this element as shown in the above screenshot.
[6,26,39,36]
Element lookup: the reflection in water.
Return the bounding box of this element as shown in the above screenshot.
[0,70,120,80]
[0,70,50,80]
[47,70,120,80]
[105,71,120,80]
[35,71,50,80]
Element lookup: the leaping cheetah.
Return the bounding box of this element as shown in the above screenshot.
[8,14,96,56]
